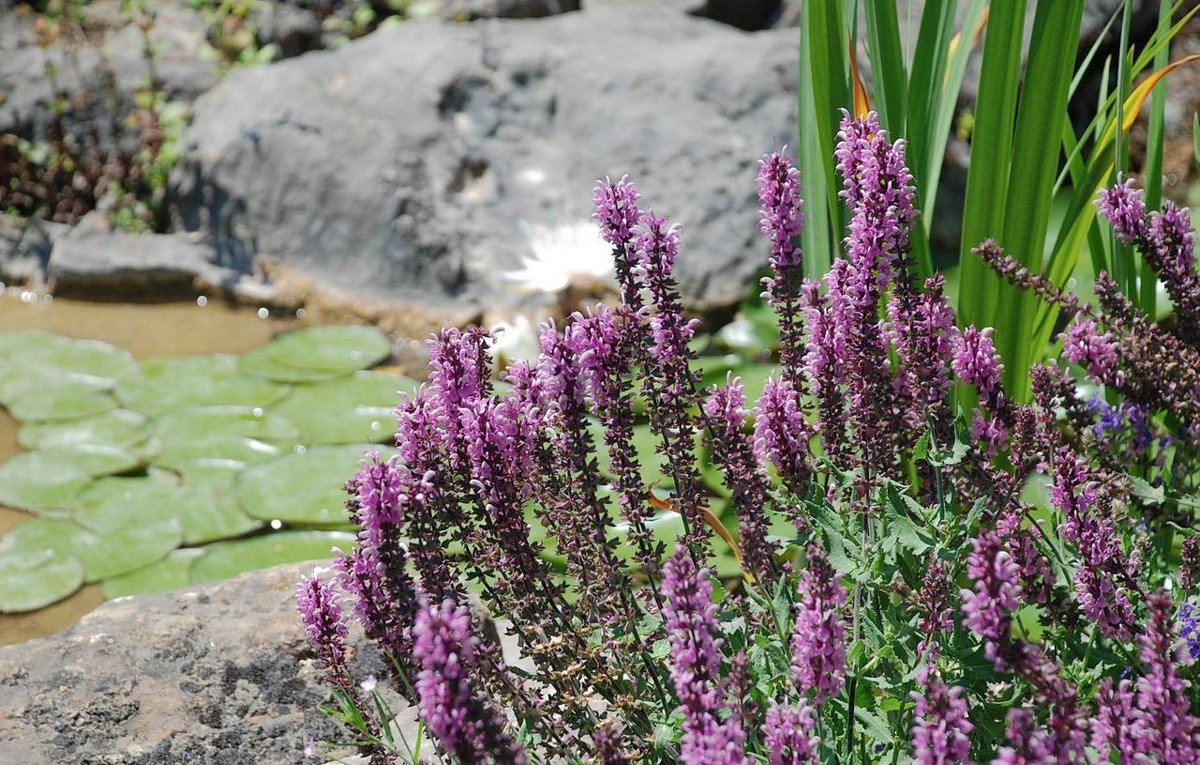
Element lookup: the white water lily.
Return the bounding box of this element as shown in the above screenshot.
[503,221,614,294]
[489,313,542,364]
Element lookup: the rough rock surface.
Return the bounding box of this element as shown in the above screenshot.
[169,5,798,315]
[47,213,260,300]
[0,216,69,286]
[0,562,389,765]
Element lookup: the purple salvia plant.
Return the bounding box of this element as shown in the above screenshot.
[591,720,630,765]
[593,176,644,308]
[790,543,847,705]
[703,376,778,585]
[752,376,811,495]
[761,701,819,764]
[413,598,527,765]
[952,326,1012,457]
[757,150,806,382]
[800,277,847,462]
[888,274,957,434]
[661,548,752,765]
[633,214,709,549]
[1091,677,1136,761]
[568,305,665,584]
[915,559,954,657]
[1097,179,1200,346]
[296,575,393,765]
[1061,319,1124,387]
[1049,445,1138,640]
[1125,591,1200,763]
[991,708,1054,765]
[1181,536,1200,592]
[960,530,1020,671]
[909,663,973,765]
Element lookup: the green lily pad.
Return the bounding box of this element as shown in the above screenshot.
[151,406,301,445]
[18,409,150,451]
[116,355,288,416]
[0,446,143,511]
[174,460,264,544]
[0,332,137,383]
[152,434,282,471]
[72,473,205,534]
[0,549,86,613]
[103,548,206,599]
[4,378,118,421]
[274,371,415,445]
[0,516,182,582]
[273,326,391,371]
[235,445,393,526]
[188,530,356,585]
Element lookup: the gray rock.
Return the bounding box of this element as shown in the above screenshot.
[0,1,219,137]
[170,6,798,316]
[250,2,324,59]
[441,0,581,20]
[0,216,69,286]
[47,212,257,299]
[0,562,386,765]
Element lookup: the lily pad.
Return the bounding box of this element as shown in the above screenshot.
[240,326,391,383]
[237,347,353,383]
[19,409,150,451]
[174,460,264,544]
[0,516,182,582]
[235,445,392,526]
[0,549,86,613]
[4,378,118,421]
[0,446,143,511]
[274,371,415,445]
[151,406,301,445]
[72,474,206,534]
[152,434,282,472]
[188,530,356,585]
[103,548,206,599]
[0,332,137,384]
[116,355,288,416]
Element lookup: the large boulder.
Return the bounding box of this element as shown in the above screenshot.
[169,6,799,316]
[0,562,387,765]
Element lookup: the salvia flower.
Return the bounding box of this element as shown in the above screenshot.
[960,530,1020,670]
[757,150,807,379]
[1179,602,1200,662]
[1125,591,1200,763]
[661,548,751,765]
[591,720,630,765]
[762,700,819,764]
[704,376,777,583]
[952,326,1006,413]
[992,708,1054,765]
[752,376,810,491]
[413,598,527,765]
[909,663,973,765]
[791,543,847,704]
[1062,318,1123,387]
[593,175,644,306]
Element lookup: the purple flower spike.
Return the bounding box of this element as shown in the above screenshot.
[960,530,1019,670]
[757,150,805,269]
[1125,591,1200,763]
[910,664,973,765]
[296,575,352,688]
[413,598,527,765]
[1096,179,1152,245]
[757,150,808,379]
[704,376,778,582]
[762,700,819,764]
[992,708,1054,765]
[661,549,751,765]
[1062,319,1123,386]
[594,175,644,305]
[952,326,1005,413]
[752,376,810,490]
[591,720,630,765]
[791,543,847,705]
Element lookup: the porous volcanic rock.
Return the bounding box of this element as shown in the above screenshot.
[169,5,799,316]
[0,561,395,765]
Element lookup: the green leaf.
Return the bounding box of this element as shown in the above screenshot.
[18,409,150,451]
[0,549,86,613]
[238,326,391,382]
[1129,475,1165,504]
[117,355,288,415]
[174,459,265,544]
[0,446,143,511]
[152,406,301,444]
[4,377,118,421]
[235,445,394,526]
[0,332,137,389]
[0,516,182,582]
[188,530,357,585]
[102,548,206,599]
[273,371,417,445]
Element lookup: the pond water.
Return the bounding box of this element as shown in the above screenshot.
[0,292,298,646]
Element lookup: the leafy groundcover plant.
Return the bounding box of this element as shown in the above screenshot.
[295,111,1200,764]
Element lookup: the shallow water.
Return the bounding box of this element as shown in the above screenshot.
[0,292,299,646]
